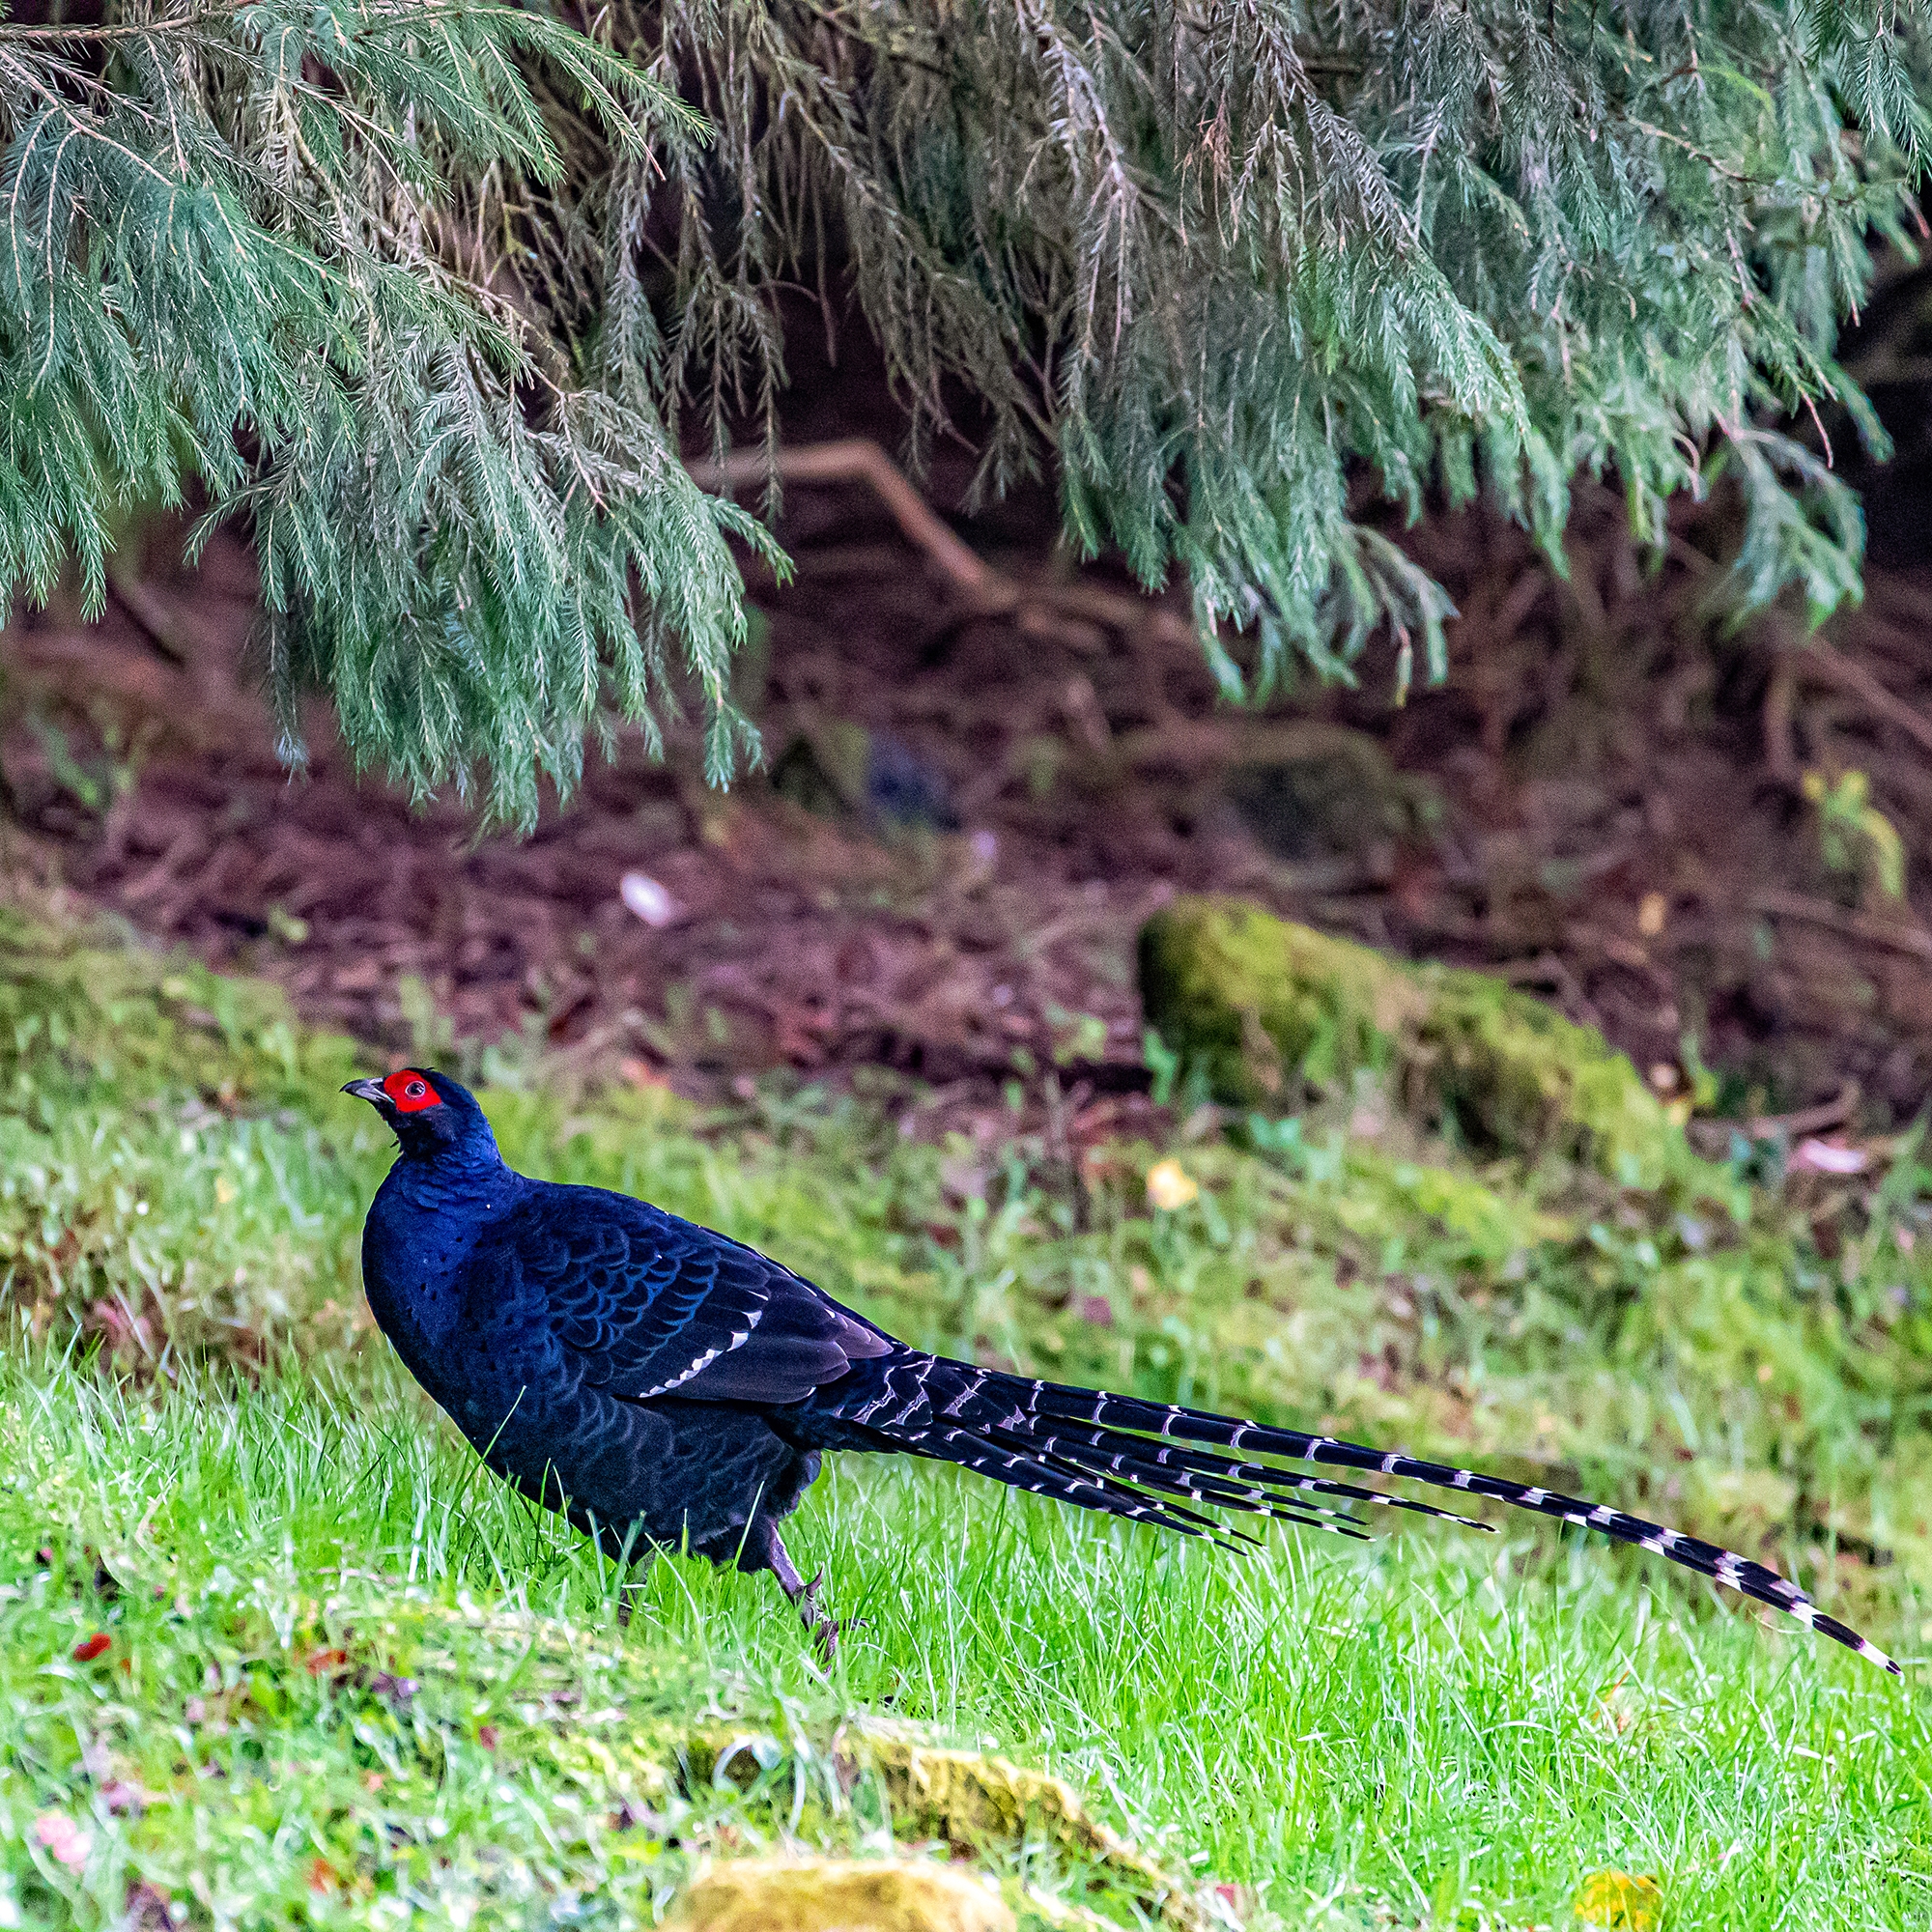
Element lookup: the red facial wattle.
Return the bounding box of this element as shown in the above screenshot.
[383,1070,442,1114]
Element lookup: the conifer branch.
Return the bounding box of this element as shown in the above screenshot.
[1,0,1927,819]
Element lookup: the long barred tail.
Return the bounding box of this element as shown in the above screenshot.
[815,1355,1899,1675]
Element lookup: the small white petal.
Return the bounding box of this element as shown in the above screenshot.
[620,872,681,928]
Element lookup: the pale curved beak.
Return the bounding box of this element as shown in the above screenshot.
[342,1078,386,1104]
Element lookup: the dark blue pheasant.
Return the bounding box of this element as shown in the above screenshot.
[347,1068,1898,1672]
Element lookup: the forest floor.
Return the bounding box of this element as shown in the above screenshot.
[6,405,1932,1156]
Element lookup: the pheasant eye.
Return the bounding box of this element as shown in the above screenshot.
[383,1070,442,1113]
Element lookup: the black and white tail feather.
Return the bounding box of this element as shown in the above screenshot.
[816,1352,1900,1674]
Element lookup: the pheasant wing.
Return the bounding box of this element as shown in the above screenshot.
[498,1184,889,1406]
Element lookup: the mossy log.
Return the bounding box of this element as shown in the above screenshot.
[1138,895,1689,1185]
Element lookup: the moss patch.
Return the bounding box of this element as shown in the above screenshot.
[836,1722,1206,1931]
[0,900,360,1110]
[1138,895,1696,1185]
[670,1858,1015,1932]
[681,1719,1205,1930]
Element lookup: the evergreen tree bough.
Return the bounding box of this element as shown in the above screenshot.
[2,0,1927,821]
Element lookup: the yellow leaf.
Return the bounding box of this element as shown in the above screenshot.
[1575,1869,1662,1931]
[214,1175,237,1205]
[1590,1676,1641,1739]
[1144,1158,1199,1212]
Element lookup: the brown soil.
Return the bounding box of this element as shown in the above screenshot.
[6,397,1932,1134]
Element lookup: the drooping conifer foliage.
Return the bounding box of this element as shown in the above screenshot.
[2,1,1927,820]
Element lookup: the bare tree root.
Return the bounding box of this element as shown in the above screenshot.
[1785,633,1932,763]
[1752,887,1932,962]
[686,439,1198,658]
[1762,654,1799,784]
[687,440,995,597]
[1685,1081,1866,1157]
[106,577,191,668]
[1668,534,1932,785]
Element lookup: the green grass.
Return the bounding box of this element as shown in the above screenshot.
[1,896,1930,1928]
[2,1353,1928,1931]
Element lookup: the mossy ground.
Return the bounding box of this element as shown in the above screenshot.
[0,896,1928,1929]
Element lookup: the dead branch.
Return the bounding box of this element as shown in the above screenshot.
[1495,950,1606,1033]
[1746,1083,1860,1141]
